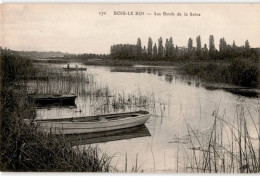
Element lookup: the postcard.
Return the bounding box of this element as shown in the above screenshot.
[1,4,260,173]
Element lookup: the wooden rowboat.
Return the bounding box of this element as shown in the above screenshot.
[63,67,87,71]
[28,94,77,106]
[25,110,151,135]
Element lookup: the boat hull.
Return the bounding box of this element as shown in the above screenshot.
[28,94,77,106]
[63,68,87,71]
[28,111,151,134]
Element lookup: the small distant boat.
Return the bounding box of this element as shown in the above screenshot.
[63,67,87,71]
[25,110,151,134]
[28,94,77,106]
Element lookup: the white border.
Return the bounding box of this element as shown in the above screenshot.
[1,0,260,4]
[1,0,260,178]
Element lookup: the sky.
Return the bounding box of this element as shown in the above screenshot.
[1,4,260,54]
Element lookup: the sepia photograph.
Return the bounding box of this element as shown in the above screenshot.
[0,3,260,173]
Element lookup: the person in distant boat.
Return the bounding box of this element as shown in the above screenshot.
[76,65,78,72]
[67,64,70,69]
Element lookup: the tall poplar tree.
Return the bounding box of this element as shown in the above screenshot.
[245,40,250,49]
[153,43,158,59]
[169,37,174,59]
[219,37,227,59]
[188,38,193,51]
[158,37,164,58]
[209,35,215,59]
[165,38,169,58]
[196,35,202,58]
[147,37,153,59]
[136,38,142,59]
[245,40,250,57]
[196,36,201,51]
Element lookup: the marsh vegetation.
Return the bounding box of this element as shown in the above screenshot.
[1,48,259,173]
[0,50,113,171]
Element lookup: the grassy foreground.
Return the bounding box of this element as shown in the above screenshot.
[0,50,113,172]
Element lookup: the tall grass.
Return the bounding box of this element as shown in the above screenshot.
[182,104,260,173]
[0,49,114,171]
[86,89,156,116]
[180,58,259,88]
[27,65,95,96]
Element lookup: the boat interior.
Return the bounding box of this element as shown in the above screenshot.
[34,111,148,123]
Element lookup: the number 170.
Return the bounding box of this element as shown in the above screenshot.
[99,12,106,16]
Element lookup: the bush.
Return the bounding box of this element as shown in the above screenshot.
[181,58,259,88]
[228,59,259,88]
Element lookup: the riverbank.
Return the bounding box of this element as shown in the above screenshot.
[34,58,192,67]
[33,57,260,97]
[180,58,259,88]
[83,58,259,89]
[83,59,186,67]
[0,50,113,172]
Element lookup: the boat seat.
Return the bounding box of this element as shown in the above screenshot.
[71,118,79,122]
[99,117,108,121]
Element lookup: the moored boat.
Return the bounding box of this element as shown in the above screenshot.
[63,67,87,71]
[28,94,77,106]
[24,110,151,134]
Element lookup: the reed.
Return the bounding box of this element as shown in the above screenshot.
[0,49,114,172]
[183,104,260,173]
[180,58,259,88]
[27,65,95,96]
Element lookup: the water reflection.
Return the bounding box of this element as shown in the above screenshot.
[165,74,173,83]
[111,65,259,98]
[65,125,151,146]
[204,85,259,98]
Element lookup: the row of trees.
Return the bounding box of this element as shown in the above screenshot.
[63,53,109,60]
[110,36,257,61]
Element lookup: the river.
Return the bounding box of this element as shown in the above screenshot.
[34,62,260,173]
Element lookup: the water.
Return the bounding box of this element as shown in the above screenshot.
[34,62,260,173]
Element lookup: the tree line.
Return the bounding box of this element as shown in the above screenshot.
[63,53,110,60]
[110,36,258,61]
